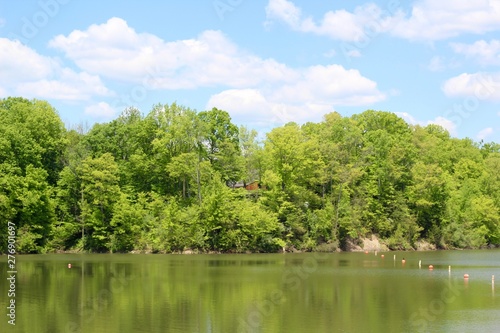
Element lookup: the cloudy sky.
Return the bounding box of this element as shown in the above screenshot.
[1,0,500,141]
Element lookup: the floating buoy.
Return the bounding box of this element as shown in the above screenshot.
[68,263,72,269]
[380,254,385,258]
[448,265,451,273]
[419,260,421,268]
[428,265,434,270]
[402,259,406,264]
[464,274,469,279]
[365,251,369,254]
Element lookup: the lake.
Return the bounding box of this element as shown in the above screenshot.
[1,250,499,333]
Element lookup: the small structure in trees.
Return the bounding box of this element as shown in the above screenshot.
[230,180,262,191]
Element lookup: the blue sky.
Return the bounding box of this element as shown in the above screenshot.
[1,0,500,142]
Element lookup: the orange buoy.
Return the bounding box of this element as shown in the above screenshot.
[402,259,406,264]
[428,265,434,270]
[380,254,385,258]
[464,274,469,279]
[365,251,369,254]
[68,263,72,269]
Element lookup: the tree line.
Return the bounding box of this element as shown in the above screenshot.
[1,97,499,253]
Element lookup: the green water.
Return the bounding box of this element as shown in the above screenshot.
[1,250,499,333]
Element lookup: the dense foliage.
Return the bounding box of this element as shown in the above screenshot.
[1,97,499,253]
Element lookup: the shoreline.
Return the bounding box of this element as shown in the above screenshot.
[3,234,499,255]
[5,243,498,255]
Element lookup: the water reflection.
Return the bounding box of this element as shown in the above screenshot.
[0,251,498,333]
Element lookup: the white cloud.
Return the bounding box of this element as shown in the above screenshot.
[48,17,385,124]
[265,0,302,28]
[265,0,500,42]
[391,0,500,41]
[346,50,361,58]
[0,38,111,100]
[208,65,385,126]
[16,69,111,101]
[426,56,460,72]
[84,102,116,119]
[451,39,500,65]
[442,72,500,101]
[0,38,55,82]
[396,112,457,135]
[270,65,384,105]
[265,0,398,41]
[427,56,446,72]
[476,127,494,141]
[429,116,457,135]
[208,89,269,116]
[323,49,337,58]
[49,17,296,88]
[207,89,332,128]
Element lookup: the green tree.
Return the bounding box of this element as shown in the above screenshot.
[198,108,243,183]
[79,153,121,251]
[0,97,66,253]
[239,126,263,185]
[109,193,144,252]
[0,97,66,184]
